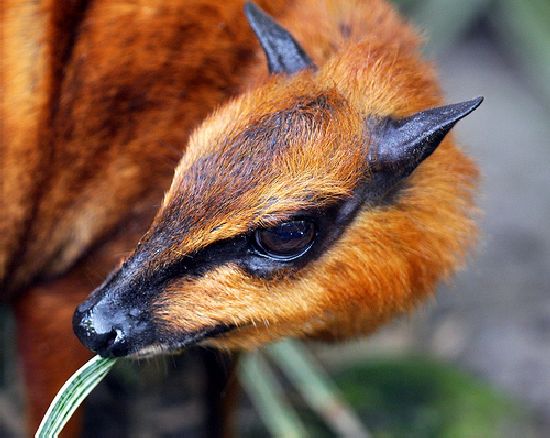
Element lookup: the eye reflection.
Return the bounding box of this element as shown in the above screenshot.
[255,220,316,260]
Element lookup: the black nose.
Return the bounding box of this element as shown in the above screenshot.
[73,301,130,357]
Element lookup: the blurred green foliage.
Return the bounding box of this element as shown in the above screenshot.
[332,356,528,438]
[2,0,550,435]
[393,0,491,53]
[241,354,530,437]
[392,0,550,105]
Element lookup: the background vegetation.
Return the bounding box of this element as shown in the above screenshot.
[2,0,550,436]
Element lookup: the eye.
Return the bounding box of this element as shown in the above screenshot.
[255,220,316,260]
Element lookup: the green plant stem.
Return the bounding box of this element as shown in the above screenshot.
[36,355,117,438]
[239,351,308,438]
[268,340,370,438]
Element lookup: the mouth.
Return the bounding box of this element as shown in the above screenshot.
[129,323,237,358]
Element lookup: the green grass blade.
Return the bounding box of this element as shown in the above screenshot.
[268,340,370,438]
[35,355,117,438]
[239,351,308,438]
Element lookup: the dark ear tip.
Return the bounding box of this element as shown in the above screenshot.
[243,0,315,75]
[448,96,484,122]
[470,95,484,109]
[244,1,261,20]
[461,96,484,114]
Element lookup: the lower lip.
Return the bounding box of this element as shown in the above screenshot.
[130,323,238,358]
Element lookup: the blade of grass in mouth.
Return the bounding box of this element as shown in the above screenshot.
[35,355,117,438]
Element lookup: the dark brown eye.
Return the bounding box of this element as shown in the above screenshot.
[255,220,316,260]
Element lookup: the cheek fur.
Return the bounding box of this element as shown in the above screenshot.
[151,139,477,349]
[152,264,330,340]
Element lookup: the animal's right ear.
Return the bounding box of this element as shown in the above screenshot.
[244,2,316,75]
[366,97,483,196]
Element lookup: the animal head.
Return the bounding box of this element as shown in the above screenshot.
[74,2,482,357]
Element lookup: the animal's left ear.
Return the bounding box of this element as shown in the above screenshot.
[367,97,483,195]
[244,2,316,74]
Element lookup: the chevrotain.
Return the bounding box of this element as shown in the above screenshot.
[1,0,481,435]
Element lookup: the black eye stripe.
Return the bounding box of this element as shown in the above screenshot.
[142,172,385,285]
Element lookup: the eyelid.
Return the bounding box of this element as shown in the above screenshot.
[256,212,320,230]
[253,199,332,228]
[252,219,317,261]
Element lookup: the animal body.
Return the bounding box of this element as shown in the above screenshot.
[1,0,480,435]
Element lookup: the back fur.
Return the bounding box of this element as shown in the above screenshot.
[0,0,290,296]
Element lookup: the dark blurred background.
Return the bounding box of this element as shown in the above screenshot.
[2,0,550,436]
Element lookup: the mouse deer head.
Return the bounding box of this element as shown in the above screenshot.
[74,2,481,357]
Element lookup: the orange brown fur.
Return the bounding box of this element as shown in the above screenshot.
[147,0,478,349]
[2,0,287,432]
[1,0,478,434]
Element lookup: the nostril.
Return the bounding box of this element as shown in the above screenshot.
[73,299,133,357]
[85,326,127,357]
[101,329,119,351]
[73,306,128,356]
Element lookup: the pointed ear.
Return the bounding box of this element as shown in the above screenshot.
[244,2,316,75]
[366,97,483,195]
